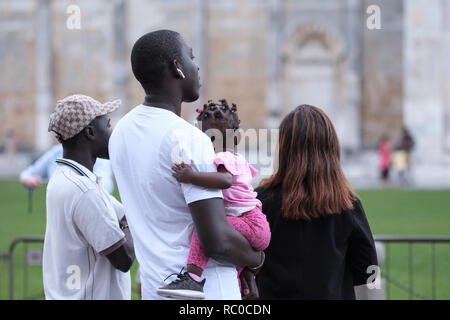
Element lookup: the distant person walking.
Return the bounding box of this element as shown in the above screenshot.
[378,135,391,188]
[392,146,408,186]
[255,105,378,300]
[400,127,415,171]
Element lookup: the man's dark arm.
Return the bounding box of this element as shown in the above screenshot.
[105,217,135,272]
[188,198,262,268]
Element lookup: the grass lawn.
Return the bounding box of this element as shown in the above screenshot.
[357,189,450,299]
[0,181,449,300]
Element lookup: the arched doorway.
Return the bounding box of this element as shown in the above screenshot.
[282,24,358,151]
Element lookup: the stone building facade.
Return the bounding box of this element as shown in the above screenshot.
[1,0,449,169]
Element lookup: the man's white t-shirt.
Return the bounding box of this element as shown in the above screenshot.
[109,105,241,300]
[43,159,131,300]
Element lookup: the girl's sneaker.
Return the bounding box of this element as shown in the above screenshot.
[157,270,205,300]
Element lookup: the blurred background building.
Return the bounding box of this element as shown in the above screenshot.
[1,0,450,187]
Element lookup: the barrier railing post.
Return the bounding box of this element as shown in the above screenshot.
[374,235,450,300]
[432,242,436,300]
[408,242,413,300]
[8,236,45,300]
[386,243,390,299]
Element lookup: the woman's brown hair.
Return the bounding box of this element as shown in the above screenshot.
[260,104,357,220]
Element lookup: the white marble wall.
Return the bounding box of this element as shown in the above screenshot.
[3,0,450,170]
[279,0,362,150]
[441,1,450,154]
[403,0,446,164]
[0,0,37,150]
[125,0,204,121]
[35,0,52,152]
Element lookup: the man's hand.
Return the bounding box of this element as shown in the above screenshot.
[171,163,194,184]
[20,176,42,190]
[240,268,260,300]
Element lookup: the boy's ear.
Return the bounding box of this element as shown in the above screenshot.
[83,125,95,140]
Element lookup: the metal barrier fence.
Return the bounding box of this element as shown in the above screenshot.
[374,235,450,300]
[0,236,45,300]
[0,235,139,300]
[1,235,449,300]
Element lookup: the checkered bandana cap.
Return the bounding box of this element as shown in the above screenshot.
[49,94,121,141]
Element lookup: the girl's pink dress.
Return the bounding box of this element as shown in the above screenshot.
[187,151,271,274]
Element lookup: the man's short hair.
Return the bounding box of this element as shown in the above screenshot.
[131,30,182,91]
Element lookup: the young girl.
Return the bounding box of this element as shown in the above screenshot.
[157,99,271,299]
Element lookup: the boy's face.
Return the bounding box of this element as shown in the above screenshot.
[89,114,112,159]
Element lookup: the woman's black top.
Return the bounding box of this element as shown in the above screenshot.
[255,185,378,300]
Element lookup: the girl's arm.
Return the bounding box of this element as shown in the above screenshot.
[171,163,233,189]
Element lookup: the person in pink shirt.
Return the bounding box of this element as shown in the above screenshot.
[378,135,391,187]
[157,99,271,299]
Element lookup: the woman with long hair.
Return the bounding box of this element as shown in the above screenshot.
[255,104,378,299]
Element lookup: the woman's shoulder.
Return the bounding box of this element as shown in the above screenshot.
[340,197,367,224]
[254,185,267,197]
[255,184,281,202]
[348,198,364,214]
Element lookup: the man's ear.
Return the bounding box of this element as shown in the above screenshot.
[83,125,95,141]
[172,59,185,79]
